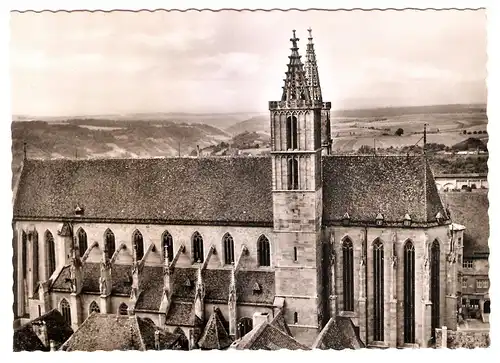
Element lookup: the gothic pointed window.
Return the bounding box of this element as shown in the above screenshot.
[162,231,174,263]
[286,115,298,150]
[293,246,298,262]
[46,230,56,278]
[132,230,144,261]
[287,157,299,190]
[77,228,88,258]
[32,231,39,293]
[192,232,204,263]
[104,229,115,260]
[257,235,271,267]
[294,312,299,324]
[237,317,253,339]
[342,237,354,312]
[404,240,415,344]
[119,302,128,316]
[60,298,71,325]
[430,240,440,340]
[22,231,27,279]
[223,233,235,265]
[373,239,384,342]
[89,301,100,314]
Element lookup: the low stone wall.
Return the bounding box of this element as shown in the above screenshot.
[436,327,490,348]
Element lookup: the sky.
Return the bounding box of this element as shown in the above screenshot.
[10,9,487,116]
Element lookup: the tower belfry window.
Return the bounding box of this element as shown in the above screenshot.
[286,116,298,150]
[288,157,299,190]
[430,240,440,340]
[132,230,144,261]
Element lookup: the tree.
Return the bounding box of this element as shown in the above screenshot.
[395,128,404,136]
[463,130,467,135]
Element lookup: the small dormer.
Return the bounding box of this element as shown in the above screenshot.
[342,212,350,226]
[403,213,412,227]
[184,278,192,288]
[375,212,384,226]
[436,211,444,224]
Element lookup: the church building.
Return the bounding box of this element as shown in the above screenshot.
[12,29,462,349]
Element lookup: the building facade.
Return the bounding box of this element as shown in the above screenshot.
[13,30,460,349]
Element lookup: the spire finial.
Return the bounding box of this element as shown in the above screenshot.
[308,27,313,39]
[290,29,299,48]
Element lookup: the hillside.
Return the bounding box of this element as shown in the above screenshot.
[225,115,269,136]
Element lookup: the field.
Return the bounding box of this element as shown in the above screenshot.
[11,104,488,185]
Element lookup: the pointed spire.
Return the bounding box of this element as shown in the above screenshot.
[281,30,311,103]
[305,27,322,102]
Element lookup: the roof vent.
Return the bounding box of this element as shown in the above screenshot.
[436,211,444,224]
[376,213,384,226]
[342,212,350,226]
[252,282,261,294]
[184,278,192,288]
[403,213,412,227]
[74,204,85,216]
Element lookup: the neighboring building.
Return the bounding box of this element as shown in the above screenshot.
[13,29,460,349]
[13,309,73,352]
[440,191,490,322]
[59,313,189,351]
[435,173,488,191]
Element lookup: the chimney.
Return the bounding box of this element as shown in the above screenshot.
[252,312,270,328]
[154,330,160,350]
[49,340,56,352]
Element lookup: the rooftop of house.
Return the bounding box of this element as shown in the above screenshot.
[440,191,489,257]
[59,313,187,351]
[311,317,365,350]
[13,309,74,352]
[14,155,447,226]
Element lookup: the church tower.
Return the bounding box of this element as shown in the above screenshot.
[304,28,332,155]
[269,30,325,344]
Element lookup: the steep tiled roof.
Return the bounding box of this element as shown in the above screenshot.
[51,262,132,295]
[236,270,275,304]
[440,191,489,256]
[323,155,446,224]
[204,269,231,302]
[270,309,293,337]
[135,266,164,311]
[312,317,364,350]
[14,158,273,225]
[197,307,233,350]
[234,322,309,350]
[172,268,197,301]
[14,309,74,352]
[14,155,446,227]
[164,302,196,326]
[136,317,188,350]
[60,313,183,351]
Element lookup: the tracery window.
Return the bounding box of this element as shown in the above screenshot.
[162,231,174,263]
[132,230,144,261]
[104,229,115,260]
[430,240,440,340]
[293,246,298,262]
[22,231,27,279]
[60,299,71,326]
[192,232,204,263]
[89,301,100,314]
[257,235,271,267]
[403,240,415,344]
[294,312,299,324]
[373,239,384,342]
[342,237,354,312]
[286,115,298,150]
[32,231,39,292]
[223,233,235,265]
[46,230,56,278]
[77,228,88,258]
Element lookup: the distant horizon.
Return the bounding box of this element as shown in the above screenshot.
[12,102,488,119]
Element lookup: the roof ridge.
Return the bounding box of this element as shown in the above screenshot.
[266,323,308,349]
[132,315,147,351]
[311,317,335,349]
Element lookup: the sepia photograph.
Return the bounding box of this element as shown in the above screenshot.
[9,5,490,351]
